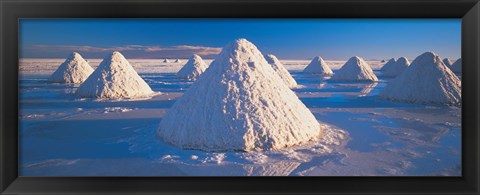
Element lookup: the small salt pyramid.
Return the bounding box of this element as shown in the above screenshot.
[331,56,378,82]
[48,52,94,84]
[158,39,321,152]
[303,56,333,75]
[450,58,462,73]
[174,59,181,63]
[163,58,170,63]
[380,58,396,71]
[264,54,297,88]
[443,58,452,67]
[76,51,154,99]
[177,54,208,80]
[382,57,410,77]
[381,52,461,105]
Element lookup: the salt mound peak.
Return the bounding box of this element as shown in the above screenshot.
[158,38,321,152]
[163,58,169,63]
[177,54,208,80]
[264,54,298,88]
[450,58,462,73]
[174,59,181,63]
[443,58,452,67]
[381,52,461,105]
[48,52,94,84]
[331,56,378,82]
[303,56,333,75]
[397,57,409,64]
[380,58,396,71]
[76,51,155,99]
[382,57,410,77]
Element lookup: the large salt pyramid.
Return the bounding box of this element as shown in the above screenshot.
[450,58,462,73]
[48,52,94,84]
[303,56,333,75]
[174,59,181,63]
[264,54,297,88]
[76,51,154,99]
[443,58,452,67]
[382,57,410,77]
[331,56,378,82]
[380,58,396,71]
[177,54,208,80]
[381,52,461,105]
[158,39,321,152]
[163,58,170,63]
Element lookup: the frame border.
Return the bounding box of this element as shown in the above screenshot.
[1,0,479,194]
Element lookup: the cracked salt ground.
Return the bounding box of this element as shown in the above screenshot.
[19,58,460,176]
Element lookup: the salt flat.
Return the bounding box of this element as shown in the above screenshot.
[18,59,460,176]
[19,58,384,74]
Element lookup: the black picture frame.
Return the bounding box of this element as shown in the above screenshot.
[1,0,479,194]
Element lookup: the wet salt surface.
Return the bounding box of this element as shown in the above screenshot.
[19,69,461,176]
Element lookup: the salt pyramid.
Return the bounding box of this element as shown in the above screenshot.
[381,52,461,105]
[174,59,181,63]
[303,56,333,75]
[76,51,154,99]
[380,58,396,71]
[450,58,462,73]
[331,56,378,82]
[264,54,297,88]
[177,54,208,80]
[382,57,410,77]
[48,52,94,84]
[443,58,452,67]
[163,58,170,63]
[158,39,321,152]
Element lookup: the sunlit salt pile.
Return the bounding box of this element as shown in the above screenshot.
[158,38,321,152]
[382,57,410,77]
[174,59,181,63]
[443,58,452,67]
[381,52,461,105]
[331,56,378,82]
[302,56,333,75]
[380,58,396,71]
[48,52,94,84]
[76,51,154,99]
[163,58,169,63]
[264,54,297,88]
[177,54,208,80]
[450,58,462,73]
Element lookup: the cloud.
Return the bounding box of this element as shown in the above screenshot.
[21,44,222,59]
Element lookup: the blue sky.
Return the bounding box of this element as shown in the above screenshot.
[20,19,461,60]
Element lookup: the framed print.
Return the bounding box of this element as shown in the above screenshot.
[1,0,479,194]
